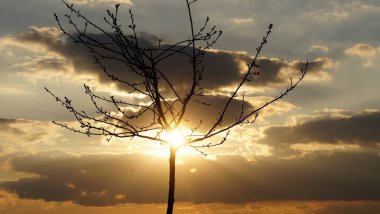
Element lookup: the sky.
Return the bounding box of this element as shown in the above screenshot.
[1,0,380,213]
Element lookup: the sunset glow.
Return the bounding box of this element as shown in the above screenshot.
[161,129,186,148]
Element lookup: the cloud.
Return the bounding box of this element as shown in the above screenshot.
[1,150,380,205]
[258,109,380,156]
[314,201,380,214]
[67,0,133,5]
[309,45,329,53]
[307,1,379,23]
[13,26,63,52]
[3,26,331,94]
[229,18,255,24]
[0,119,26,135]
[309,6,349,22]
[344,43,378,58]
[0,25,332,137]
[1,195,380,214]
[245,96,297,117]
[0,27,77,83]
[0,118,51,145]
[1,27,332,122]
[1,27,332,132]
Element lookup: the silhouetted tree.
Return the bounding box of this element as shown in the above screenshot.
[46,0,308,213]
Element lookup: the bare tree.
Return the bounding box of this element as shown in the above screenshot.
[46,0,308,213]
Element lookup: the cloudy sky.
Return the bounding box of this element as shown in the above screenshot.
[1,0,380,213]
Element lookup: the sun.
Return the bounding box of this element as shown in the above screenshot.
[161,129,186,148]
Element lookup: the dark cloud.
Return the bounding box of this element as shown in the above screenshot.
[315,202,380,214]
[1,198,380,214]
[3,24,333,130]
[11,27,331,130]
[15,26,63,51]
[260,110,380,147]
[15,27,322,130]
[2,150,380,206]
[14,27,330,95]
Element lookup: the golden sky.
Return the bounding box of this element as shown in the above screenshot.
[1,0,380,213]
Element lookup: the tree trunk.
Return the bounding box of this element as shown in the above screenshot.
[166,146,176,214]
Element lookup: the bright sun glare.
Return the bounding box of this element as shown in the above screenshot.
[161,129,186,148]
